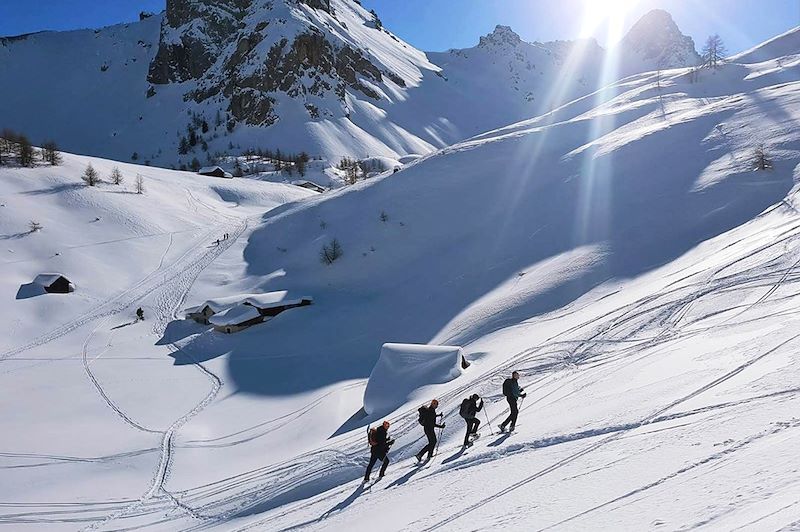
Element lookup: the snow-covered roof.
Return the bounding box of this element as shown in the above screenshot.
[291,180,324,189]
[185,292,312,317]
[184,294,245,316]
[243,291,312,310]
[363,343,464,416]
[198,166,233,178]
[33,273,69,286]
[208,304,262,327]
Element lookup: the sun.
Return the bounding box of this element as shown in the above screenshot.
[579,0,640,39]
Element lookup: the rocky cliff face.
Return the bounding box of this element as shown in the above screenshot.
[148,0,250,84]
[148,0,405,127]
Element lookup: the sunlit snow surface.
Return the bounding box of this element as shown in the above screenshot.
[1,26,800,532]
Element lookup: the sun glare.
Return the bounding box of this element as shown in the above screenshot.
[580,0,639,40]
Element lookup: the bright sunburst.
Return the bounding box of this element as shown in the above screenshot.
[580,0,639,40]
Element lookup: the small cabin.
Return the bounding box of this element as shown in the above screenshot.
[291,180,326,193]
[184,295,242,324]
[198,166,233,178]
[184,304,217,325]
[184,291,313,330]
[33,274,75,294]
[209,304,264,334]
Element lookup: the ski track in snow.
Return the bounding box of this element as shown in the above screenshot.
[0,223,234,363]
[193,208,800,532]
[5,31,800,531]
[540,419,800,530]
[77,212,250,531]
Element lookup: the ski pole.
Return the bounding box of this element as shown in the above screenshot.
[434,424,444,457]
[482,400,493,435]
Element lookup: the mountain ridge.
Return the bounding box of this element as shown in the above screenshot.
[0,3,703,170]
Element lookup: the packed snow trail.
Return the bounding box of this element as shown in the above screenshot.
[78,218,251,530]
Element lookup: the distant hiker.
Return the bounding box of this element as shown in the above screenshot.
[136,308,144,321]
[364,420,394,483]
[459,394,483,447]
[499,371,526,433]
[415,399,445,462]
[214,239,220,246]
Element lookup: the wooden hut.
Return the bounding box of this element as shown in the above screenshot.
[32,274,75,294]
[198,166,233,178]
[291,180,326,193]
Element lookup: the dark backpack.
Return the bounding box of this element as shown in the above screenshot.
[418,406,427,426]
[502,378,513,398]
[367,427,378,447]
[459,398,471,419]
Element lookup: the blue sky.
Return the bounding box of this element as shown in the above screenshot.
[1,0,798,54]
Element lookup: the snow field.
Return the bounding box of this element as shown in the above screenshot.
[1,23,800,532]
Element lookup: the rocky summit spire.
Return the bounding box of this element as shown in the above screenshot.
[621,9,701,70]
[479,25,523,48]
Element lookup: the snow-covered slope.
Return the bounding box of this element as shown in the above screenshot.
[413,27,605,140]
[3,23,799,532]
[175,37,800,531]
[0,17,163,164]
[732,24,800,63]
[0,5,701,170]
[0,152,313,529]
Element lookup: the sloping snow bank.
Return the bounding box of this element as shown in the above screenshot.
[363,343,464,415]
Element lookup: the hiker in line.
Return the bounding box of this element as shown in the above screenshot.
[499,371,526,433]
[364,420,394,483]
[415,399,445,462]
[136,308,144,321]
[459,394,483,447]
[214,239,220,246]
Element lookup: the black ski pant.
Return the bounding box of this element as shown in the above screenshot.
[364,448,389,480]
[416,427,437,460]
[500,398,519,430]
[464,418,480,445]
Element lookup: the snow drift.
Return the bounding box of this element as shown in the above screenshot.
[363,343,464,416]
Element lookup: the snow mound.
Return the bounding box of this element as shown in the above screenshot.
[363,343,464,416]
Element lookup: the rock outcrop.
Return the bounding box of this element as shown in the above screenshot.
[148,0,400,127]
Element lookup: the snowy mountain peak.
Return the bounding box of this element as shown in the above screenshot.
[620,9,701,72]
[147,0,432,128]
[478,25,523,49]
